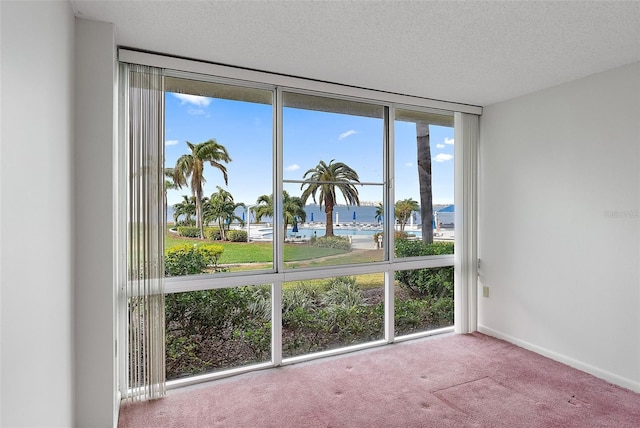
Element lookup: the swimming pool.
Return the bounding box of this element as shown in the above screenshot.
[250,224,423,240]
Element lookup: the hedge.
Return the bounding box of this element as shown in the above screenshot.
[227,230,248,242]
[165,243,224,276]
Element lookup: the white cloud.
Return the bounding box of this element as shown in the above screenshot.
[173,93,211,107]
[434,153,454,162]
[286,164,300,172]
[444,137,454,145]
[187,108,207,116]
[405,162,413,167]
[165,139,179,146]
[436,144,445,149]
[339,130,358,140]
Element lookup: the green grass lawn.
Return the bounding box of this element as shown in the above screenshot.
[283,272,385,291]
[165,233,385,286]
[166,233,347,263]
[284,249,382,269]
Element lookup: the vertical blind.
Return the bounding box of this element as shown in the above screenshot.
[124,63,166,400]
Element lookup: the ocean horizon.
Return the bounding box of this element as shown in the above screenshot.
[167,203,454,225]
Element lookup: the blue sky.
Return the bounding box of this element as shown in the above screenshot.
[165,92,454,207]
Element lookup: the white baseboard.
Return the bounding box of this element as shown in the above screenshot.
[477,325,640,393]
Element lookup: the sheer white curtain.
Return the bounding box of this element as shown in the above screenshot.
[122,63,166,400]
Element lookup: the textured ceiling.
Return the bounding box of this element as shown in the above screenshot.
[70,0,640,107]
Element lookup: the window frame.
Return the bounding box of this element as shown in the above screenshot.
[119,48,479,390]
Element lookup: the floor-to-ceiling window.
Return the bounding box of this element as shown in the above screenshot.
[120,50,478,388]
[393,109,455,336]
[163,77,276,379]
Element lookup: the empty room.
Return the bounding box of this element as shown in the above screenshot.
[1,1,639,427]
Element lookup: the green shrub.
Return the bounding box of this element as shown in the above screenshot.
[174,219,196,227]
[164,243,224,276]
[227,230,248,242]
[282,301,384,356]
[165,244,205,276]
[198,243,224,267]
[281,276,384,357]
[177,226,233,241]
[394,241,454,297]
[177,226,201,238]
[431,296,454,324]
[204,227,221,241]
[395,265,453,298]
[165,286,271,378]
[312,235,351,250]
[246,285,271,322]
[322,277,362,308]
[325,304,383,342]
[236,322,272,360]
[165,333,211,377]
[394,298,431,333]
[394,295,454,334]
[394,240,454,257]
[282,283,320,316]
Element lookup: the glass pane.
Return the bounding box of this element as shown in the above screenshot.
[164,77,273,275]
[282,274,384,358]
[394,109,454,258]
[165,285,272,380]
[283,92,384,268]
[394,266,454,336]
[282,183,384,268]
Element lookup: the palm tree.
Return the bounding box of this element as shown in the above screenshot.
[375,202,384,224]
[283,192,307,238]
[164,167,180,230]
[164,167,180,194]
[254,193,274,224]
[416,123,433,243]
[173,139,231,239]
[255,191,306,238]
[173,195,196,225]
[395,198,419,232]
[204,187,245,240]
[300,159,360,237]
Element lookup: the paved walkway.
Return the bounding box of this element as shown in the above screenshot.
[350,235,377,250]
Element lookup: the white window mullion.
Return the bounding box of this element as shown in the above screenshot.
[275,87,284,272]
[272,280,283,366]
[386,106,396,264]
[385,106,395,342]
[274,87,284,366]
[384,270,395,342]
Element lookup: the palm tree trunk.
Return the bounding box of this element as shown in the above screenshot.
[325,207,334,236]
[196,188,204,239]
[417,122,433,244]
[218,218,225,240]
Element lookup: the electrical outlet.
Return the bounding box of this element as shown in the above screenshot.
[483,286,490,298]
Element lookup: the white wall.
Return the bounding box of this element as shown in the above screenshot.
[0,1,75,426]
[479,62,640,391]
[74,18,117,427]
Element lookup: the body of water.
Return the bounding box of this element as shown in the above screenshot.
[250,225,390,240]
[167,203,454,228]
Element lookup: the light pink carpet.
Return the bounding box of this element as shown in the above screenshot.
[118,333,640,427]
